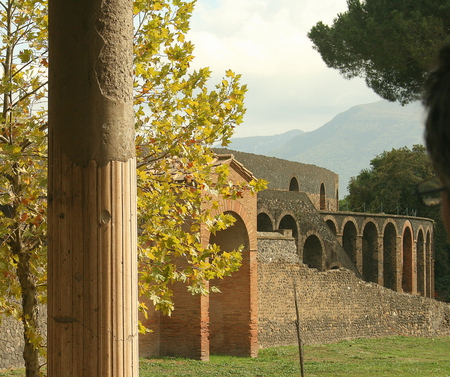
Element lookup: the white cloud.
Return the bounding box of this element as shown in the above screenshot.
[187,0,381,137]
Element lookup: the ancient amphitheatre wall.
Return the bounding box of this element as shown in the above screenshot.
[257,234,450,348]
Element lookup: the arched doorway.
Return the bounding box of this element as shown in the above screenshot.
[342,221,357,265]
[209,211,251,356]
[362,222,378,283]
[417,230,425,296]
[289,177,299,191]
[402,227,413,293]
[320,183,326,210]
[303,234,323,270]
[383,223,397,290]
[257,212,273,231]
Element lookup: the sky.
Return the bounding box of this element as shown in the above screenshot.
[187,0,382,138]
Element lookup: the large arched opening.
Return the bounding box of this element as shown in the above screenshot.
[209,211,251,356]
[320,183,326,210]
[279,214,298,241]
[303,234,323,270]
[257,212,273,231]
[362,222,378,283]
[417,229,425,296]
[383,222,397,290]
[402,226,413,293]
[342,221,357,265]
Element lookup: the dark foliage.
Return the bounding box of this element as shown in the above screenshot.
[308,0,450,104]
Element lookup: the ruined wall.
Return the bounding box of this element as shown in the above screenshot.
[258,190,360,275]
[257,235,450,348]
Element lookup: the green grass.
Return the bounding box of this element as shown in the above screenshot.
[2,336,450,376]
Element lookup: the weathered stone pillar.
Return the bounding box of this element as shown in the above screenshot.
[48,1,138,376]
[395,235,403,292]
[355,235,363,274]
[376,235,384,286]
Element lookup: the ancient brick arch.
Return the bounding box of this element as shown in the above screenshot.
[362,220,379,283]
[382,221,398,291]
[208,210,256,357]
[342,217,358,265]
[257,211,274,231]
[205,199,258,357]
[326,219,337,235]
[302,231,325,270]
[140,163,259,361]
[322,214,338,236]
[310,211,434,297]
[277,211,299,239]
[402,222,414,294]
[416,227,426,296]
[209,198,257,251]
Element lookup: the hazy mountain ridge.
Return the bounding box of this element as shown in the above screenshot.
[225,100,425,196]
[220,129,303,155]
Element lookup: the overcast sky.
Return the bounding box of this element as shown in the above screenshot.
[187,0,382,137]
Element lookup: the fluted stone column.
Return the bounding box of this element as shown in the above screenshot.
[48,1,138,375]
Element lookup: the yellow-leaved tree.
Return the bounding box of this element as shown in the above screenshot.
[0,1,265,376]
[0,1,48,375]
[133,0,265,317]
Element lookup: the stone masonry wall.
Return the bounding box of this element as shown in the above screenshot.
[258,235,450,348]
[258,190,361,275]
[213,148,339,211]
[0,314,24,370]
[0,305,46,370]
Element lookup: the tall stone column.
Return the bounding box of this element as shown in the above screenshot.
[48,1,138,376]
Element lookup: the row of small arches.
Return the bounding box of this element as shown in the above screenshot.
[257,212,433,297]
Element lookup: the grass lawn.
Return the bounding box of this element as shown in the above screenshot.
[1,336,450,376]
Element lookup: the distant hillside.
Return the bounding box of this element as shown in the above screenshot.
[218,129,303,155]
[225,100,425,196]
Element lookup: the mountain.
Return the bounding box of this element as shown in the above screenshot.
[219,129,303,155]
[224,100,425,196]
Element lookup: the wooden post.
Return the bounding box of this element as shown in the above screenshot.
[48,1,138,376]
[293,281,305,377]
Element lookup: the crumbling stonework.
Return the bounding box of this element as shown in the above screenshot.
[257,235,450,348]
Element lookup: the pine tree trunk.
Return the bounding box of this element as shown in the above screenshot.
[47,1,138,376]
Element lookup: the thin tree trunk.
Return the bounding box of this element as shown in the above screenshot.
[48,1,138,376]
[15,241,40,377]
[9,173,41,377]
